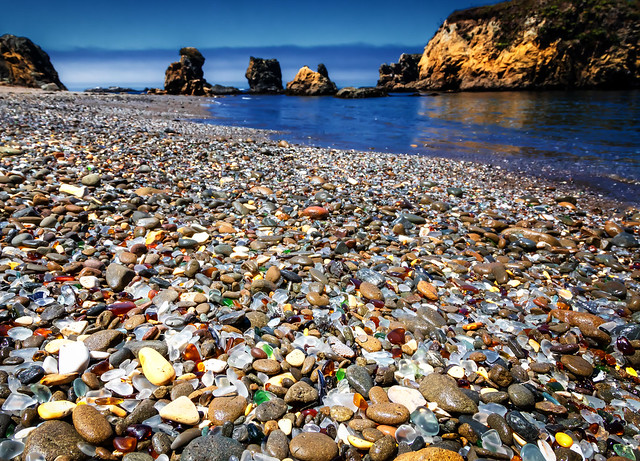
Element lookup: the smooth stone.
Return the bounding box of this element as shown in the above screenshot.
[417,281,438,300]
[360,281,384,300]
[393,447,464,461]
[72,404,113,444]
[487,413,512,445]
[83,329,124,351]
[306,291,329,306]
[255,398,288,422]
[285,349,306,367]
[138,347,175,385]
[289,432,338,461]
[284,381,318,405]
[208,395,247,425]
[253,359,281,375]
[125,340,168,357]
[123,399,158,427]
[159,395,200,425]
[58,341,90,374]
[171,428,202,450]
[81,173,101,186]
[419,373,478,414]
[152,431,172,453]
[488,364,513,387]
[23,421,86,461]
[330,405,354,422]
[506,410,539,442]
[560,355,594,377]
[38,400,76,419]
[346,365,374,399]
[170,381,194,400]
[508,383,535,408]
[265,429,290,459]
[106,263,135,291]
[123,454,153,461]
[388,386,427,414]
[366,402,410,425]
[16,365,45,384]
[181,435,245,461]
[369,435,397,461]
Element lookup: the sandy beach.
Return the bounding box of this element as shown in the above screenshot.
[0,88,639,461]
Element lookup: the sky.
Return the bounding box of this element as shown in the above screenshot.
[1,0,499,89]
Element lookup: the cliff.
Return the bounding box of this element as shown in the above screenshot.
[377,54,422,92]
[286,64,337,96]
[412,0,640,91]
[0,35,66,90]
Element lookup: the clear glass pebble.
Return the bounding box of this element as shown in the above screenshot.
[482,429,503,453]
[0,440,24,460]
[521,443,546,461]
[410,407,439,436]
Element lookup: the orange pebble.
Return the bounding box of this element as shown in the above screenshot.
[376,425,397,439]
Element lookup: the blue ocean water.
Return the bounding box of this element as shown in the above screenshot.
[204,90,640,203]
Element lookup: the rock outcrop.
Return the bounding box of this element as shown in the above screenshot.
[406,0,640,91]
[377,53,421,92]
[0,35,66,90]
[245,57,283,94]
[164,47,239,96]
[286,64,337,96]
[335,87,387,99]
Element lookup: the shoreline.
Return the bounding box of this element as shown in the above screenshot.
[1,87,640,461]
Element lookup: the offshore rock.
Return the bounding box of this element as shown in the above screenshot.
[286,64,337,96]
[164,47,239,96]
[377,53,422,92]
[335,86,387,99]
[245,56,283,94]
[0,34,66,90]
[414,0,640,91]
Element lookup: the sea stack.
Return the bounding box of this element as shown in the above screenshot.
[164,47,209,96]
[0,34,66,90]
[163,47,239,96]
[245,57,283,94]
[286,64,337,96]
[412,0,640,90]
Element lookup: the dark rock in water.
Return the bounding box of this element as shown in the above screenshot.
[181,435,245,461]
[84,86,136,94]
[612,232,639,248]
[286,64,337,96]
[23,420,85,460]
[377,53,422,92]
[0,34,66,90]
[335,87,387,99]
[164,47,240,96]
[208,84,241,95]
[245,56,283,94]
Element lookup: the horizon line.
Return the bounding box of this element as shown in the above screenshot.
[47,43,426,53]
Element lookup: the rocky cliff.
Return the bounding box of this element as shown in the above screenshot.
[410,0,640,91]
[245,57,283,94]
[377,54,421,92]
[286,64,337,96]
[0,35,66,90]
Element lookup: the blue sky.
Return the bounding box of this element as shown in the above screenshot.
[1,0,498,89]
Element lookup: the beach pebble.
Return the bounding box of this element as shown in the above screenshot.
[159,395,200,425]
[139,347,176,385]
[289,432,338,461]
[72,404,113,444]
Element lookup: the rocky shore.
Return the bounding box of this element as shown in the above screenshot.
[0,88,639,461]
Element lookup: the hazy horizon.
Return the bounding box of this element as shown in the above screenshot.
[48,44,424,91]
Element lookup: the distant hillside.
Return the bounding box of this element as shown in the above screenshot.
[382,0,640,91]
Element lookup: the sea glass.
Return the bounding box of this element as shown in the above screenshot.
[520,443,546,461]
[410,407,439,436]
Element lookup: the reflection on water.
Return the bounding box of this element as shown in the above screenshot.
[205,90,640,202]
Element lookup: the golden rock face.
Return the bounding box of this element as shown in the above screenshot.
[413,5,639,92]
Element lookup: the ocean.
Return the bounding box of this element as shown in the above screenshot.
[203,90,640,204]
